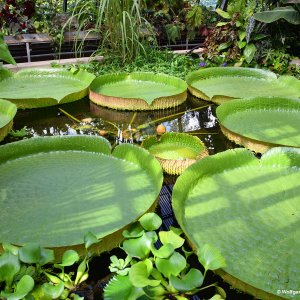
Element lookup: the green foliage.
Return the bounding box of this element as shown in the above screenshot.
[104,212,226,299]
[0,232,98,299]
[0,34,16,65]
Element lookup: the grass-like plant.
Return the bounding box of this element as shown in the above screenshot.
[63,0,154,63]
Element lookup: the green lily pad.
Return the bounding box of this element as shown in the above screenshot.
[0,68,95,109]
[142,132,208,175]
[217,97,300,153]
[0,99,17,142]
[173,147,300,299]
[0,136,163,257]
[186,67,300,104]
[89,72,187,110]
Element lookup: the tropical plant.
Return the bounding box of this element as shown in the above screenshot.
[173,147,300,299]
[64,0,153,63]
[0,232,98,300]
[0,99,17,142]
[142,132,208,175]
[0,68,95,108]
[186,67,300,104]
[89,72,187,110]
[216,96,300,153]
[104,212,226,300]
[0,33,16,65]
[0,135,163,255]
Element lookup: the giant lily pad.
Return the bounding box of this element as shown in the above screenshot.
[217,97,300,153]
[186,67,300,104]
[0,68,95,109]
[0,136,163,257]
[0,99,17,142]
[142,132,208,175]
[89,72,187,110]
[173,147,300,299]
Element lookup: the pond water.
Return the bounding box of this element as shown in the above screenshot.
[2,96,236,155]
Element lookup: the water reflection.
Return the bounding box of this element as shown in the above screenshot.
[2,96,236,153]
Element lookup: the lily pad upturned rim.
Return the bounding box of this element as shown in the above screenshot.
[217,97,300,153]
[0,98,17,142]
[0,135,163,258]
[0,68,95,109]
[186,67,300,104]
[89,72,188,110]
[142,132,208,175]
[173,147,300,300]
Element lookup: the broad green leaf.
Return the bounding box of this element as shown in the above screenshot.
[75,258,87,285]
[218,42,233,51]
[170,268,204,292]
[159,231,184,249]
[44,272,62,285]
[243,43,256,64]
[84,231,99,249]
[172,147,300,298]
[59,250,79,267]
[0,252,20,285]
[0,136,163,253]
[0,68,95,108]
[210,295,224,300]
[186,67,300,104]
[129,260,160,288]
[122,232,154,259]
[215,8,230,19]
[89,72,187,110]
[156,252,186,278]
[197,244,226,271]
[18,244,41,264]
[238,31,246,41]
[216,21,229,26]
[42,282,64,299]
[40,248,55,266]
[0,275,34,300]
[104,275,145,300]
[0,34,16,65]
[217,97,300,149]
[0,98,17,143]
[151,243,175,259]
[123,223,144,239]
[143,285,165,297]
[237,40,246,49]
[216,286,226,298]
[254,6,300,25]
[139,212,162,231]
[2,243,19,256]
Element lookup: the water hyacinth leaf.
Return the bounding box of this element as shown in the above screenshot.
[0,34,16,65]
[216,97,300,153]
[122,233,154,259]
[0,275,34,300]
[58,250,79,267]
[0,99,17,142]
[151,243,175,259]
[18,244,41,264]
[170,268,204,292]
[156,252,186,278]
[104,275,145,300]
[0,136,163,257]
[243,43,256,64]
[139,213,162,231]
[2,243,19,256]
[0,252,20,285]
[40,248,55,266]
[129,260,160,288]
[122,223,144,239]
[84,232,99,249]
[254,6,300,25]
[159,231,185,249]
[172,148,300,299]
[42,282,64,299]
[186,67,300,104]
[143,285,165,298]
[89,72,188,110]
[0,68,95,109]
[197,244,226,271]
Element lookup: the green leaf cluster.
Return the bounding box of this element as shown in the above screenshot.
[104,212,226,300]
